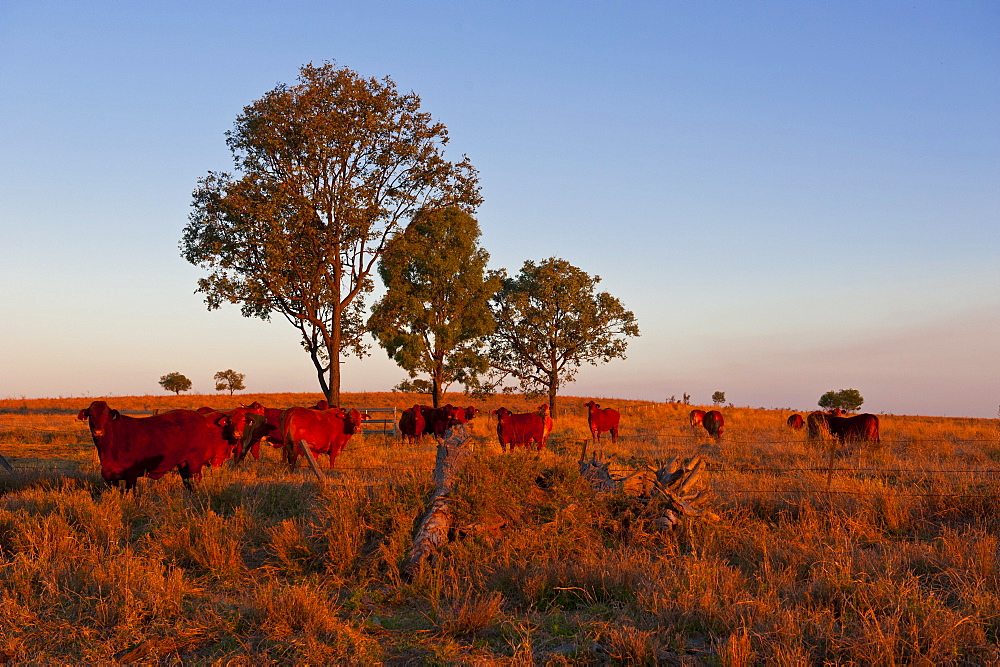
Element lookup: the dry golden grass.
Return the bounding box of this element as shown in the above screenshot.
[0,392,998,662]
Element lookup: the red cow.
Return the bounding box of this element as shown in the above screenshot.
[431,405,480,437]
[399,404,427,444]
[807,411,829,440]
[494,407,546,451]
[196,406,263,466]
[702,410,725,441]
[538,404,553,444]
[584,401,620,443]
[787,414,805,430]
[239,400,329,461]
[690,409,706,428]
[826,413,880,445]
[77,401,211,489]
[282,406,362,468]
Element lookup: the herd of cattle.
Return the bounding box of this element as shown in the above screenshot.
[74,398,878,490]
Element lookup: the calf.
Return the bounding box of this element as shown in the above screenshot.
[584,401,620,443]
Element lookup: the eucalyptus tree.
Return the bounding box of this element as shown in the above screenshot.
[487,258,640,413]
[368,207,501,408]
[181,62,480,404]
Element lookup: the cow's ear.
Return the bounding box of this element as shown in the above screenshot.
[110,410,121,420]
[77,409,89,421]
[216,415,231,427]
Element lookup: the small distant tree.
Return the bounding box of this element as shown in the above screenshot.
[712,391,726,406]
[818,388,864,412]
[683,392,691,404]
[159,372,192,395]
[214,369,246,395]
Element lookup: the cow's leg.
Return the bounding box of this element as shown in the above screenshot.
[178,463,195,491]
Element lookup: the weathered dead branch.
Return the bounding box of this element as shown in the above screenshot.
[578,453,719,530]
[401,424,471,581]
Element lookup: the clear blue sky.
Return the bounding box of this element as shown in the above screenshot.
[1,1,997,417]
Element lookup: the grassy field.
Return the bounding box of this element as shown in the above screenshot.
[1,392,999,663]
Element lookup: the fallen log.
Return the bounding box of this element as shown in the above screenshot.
[401,424,471,581]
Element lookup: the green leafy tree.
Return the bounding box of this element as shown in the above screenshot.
[818,388,864,412]
[214,369,246,395]
[487,257,640,414]
[181,61,481,405]
[158,372,192,395]
[712,391,726,406]
[368,207,501,408]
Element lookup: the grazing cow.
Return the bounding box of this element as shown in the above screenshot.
[584,401,620,443]
[689,409,706,428]
[807,411,830,440]
[494,407,546,451]
[538,404,554,444]
[281,406,362,468]
[77,400,211,489]
[702,410,725,441]
[787,413,805,430]
[826,413,880,445]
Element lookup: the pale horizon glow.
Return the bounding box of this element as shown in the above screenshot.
[1,2,997,418]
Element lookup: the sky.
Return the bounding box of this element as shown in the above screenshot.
[1,1,997,417]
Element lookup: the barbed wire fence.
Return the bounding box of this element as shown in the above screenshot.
[3,424,1000,499]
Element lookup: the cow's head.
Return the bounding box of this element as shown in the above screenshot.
[493,407,511,421]
[77,400,119,437]
[463,406,480,420]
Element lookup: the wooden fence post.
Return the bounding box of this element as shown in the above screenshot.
[299,439,326,488]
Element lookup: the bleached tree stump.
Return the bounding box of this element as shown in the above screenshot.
[401,424,471,580]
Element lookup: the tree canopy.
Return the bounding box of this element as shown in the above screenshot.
[159,372,192,395]
[181,61,481,404]
[818,388,865,412]
[368,207,500,408]
[487,257,639,413]
[712,391,726,406]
